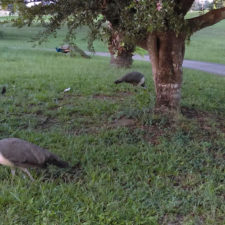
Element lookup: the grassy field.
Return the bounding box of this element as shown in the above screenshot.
[185,19,225,64]
[0,17,225,64]
[0,23,225,224]
[0,22,107,53]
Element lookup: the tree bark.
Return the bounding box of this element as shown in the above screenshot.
[108,29,134,68]
[147,32,185,112]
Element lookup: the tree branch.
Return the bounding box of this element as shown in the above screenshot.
[187,7,225,33]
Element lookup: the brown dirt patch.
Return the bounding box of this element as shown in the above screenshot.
[111,117,137,127]
[92,92,133,101]
[34,116,60,130]
[92,94,117,101]
[181,106,225,134]
[142,125,166,145]
[181,106,199,119]
[116,91,133,97]
[161,214,185,225]
[33,104,224,146]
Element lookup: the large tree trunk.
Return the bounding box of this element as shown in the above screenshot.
[108,30,134,68]
[147,32,185,112]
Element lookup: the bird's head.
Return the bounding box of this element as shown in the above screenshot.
[141,83,146,89]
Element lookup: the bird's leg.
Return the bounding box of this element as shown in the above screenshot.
[20,168,34,181]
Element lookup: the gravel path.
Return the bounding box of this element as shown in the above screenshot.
[92,52,225,76]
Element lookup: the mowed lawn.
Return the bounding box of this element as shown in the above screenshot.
[0,23,225,224]
[0,17,225,64]
[185,19,225,64]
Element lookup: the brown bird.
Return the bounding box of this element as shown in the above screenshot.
[0,138,69,181]
[114,71,145,87]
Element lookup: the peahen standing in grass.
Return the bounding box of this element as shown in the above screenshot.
[0,138,70,181]
[114,71,146,87]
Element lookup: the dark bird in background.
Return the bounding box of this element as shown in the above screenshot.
[114,71,146,87]
[0,138,69,181]
[56,45,70,54]
[1,86,6,95]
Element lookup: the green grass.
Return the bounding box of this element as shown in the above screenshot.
[0,23,107,52]
[0,24,225,224]
[185,19,225,64]
[1,18,225,64]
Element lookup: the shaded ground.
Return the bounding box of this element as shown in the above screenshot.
[29,92,224,147]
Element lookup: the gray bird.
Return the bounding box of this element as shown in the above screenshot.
[114,71,145,87]
[0,138,69,181]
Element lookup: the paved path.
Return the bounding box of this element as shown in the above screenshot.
[92,52,225,76]
[9,47,225,76]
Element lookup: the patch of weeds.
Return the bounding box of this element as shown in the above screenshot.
[113,107,144,121]
[98,127,144,146]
